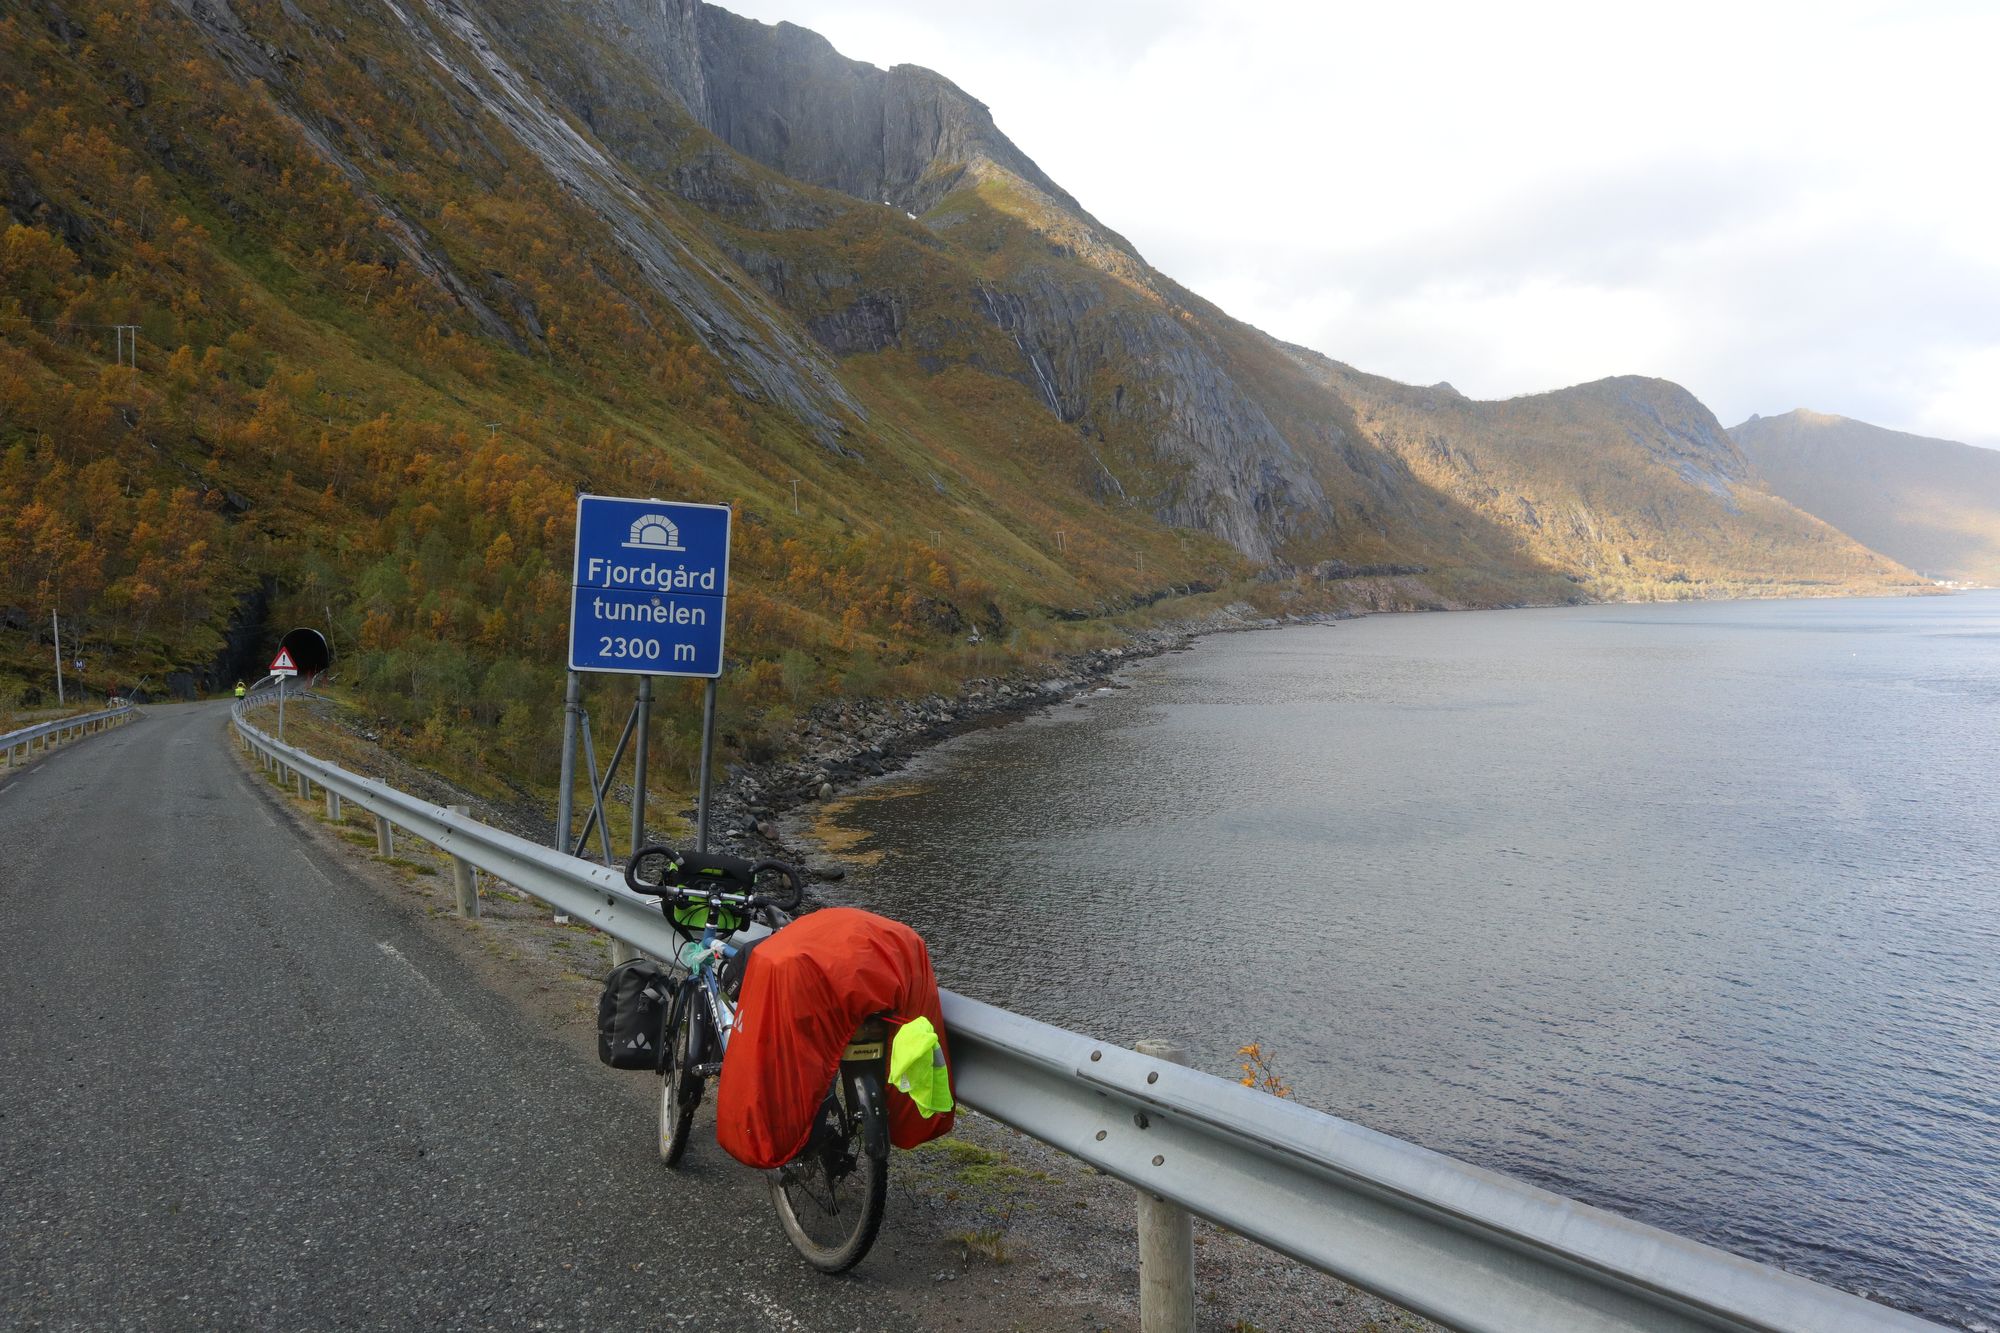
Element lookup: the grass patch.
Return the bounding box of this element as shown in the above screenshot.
[949,1227,1011,1265]
[381,856,437,876]
[915,1137,1048,1190]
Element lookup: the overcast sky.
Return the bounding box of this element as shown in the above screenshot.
[722,0,2000,447]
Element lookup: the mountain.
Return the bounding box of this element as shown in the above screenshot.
[1731,411,2000,585]
[1293,365,1918,599]
[0,0,1923,763]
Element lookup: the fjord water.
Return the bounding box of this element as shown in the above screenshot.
[822,595,2000,1328]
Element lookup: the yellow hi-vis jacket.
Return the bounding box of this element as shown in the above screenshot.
[889,1015,953,1117]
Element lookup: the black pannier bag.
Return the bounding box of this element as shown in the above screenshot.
[597,958,670,1070]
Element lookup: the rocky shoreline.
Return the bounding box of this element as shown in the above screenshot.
[701,601,1352,876]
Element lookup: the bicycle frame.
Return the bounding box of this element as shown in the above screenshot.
[672,912,744,1072]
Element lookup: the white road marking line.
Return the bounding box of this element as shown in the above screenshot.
[717,1290,813,1332]
[375,942,483,1046]
[377,941,446,999]
[296,850,334,888]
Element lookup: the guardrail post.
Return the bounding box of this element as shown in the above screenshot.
[375,815,394,858]
[448,804,480,918]
[1133,1039,1196,1333]
[326,789,342,822]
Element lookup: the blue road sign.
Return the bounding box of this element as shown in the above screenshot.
[569,495,731,677]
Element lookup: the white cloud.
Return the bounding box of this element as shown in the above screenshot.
[718,0,2000,446]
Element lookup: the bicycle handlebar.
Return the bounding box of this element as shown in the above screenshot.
[624,843,804,915]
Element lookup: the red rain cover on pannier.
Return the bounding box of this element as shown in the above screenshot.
[716,907,954,1169]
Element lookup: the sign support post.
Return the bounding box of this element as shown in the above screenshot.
[52,612,64,707]
[576,709,615,864]
[268,646,300,742]
[552,671,581,924]
[630,675,653,854]
[613,675,654,965]
[697,679,718,853]
[572,702,639,862]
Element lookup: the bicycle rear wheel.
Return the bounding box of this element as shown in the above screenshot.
[767,1067,887,1273]
[658,982,704,1166]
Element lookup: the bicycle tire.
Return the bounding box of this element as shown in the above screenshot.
[766,1067,888,1273]
[658,982,703,1166]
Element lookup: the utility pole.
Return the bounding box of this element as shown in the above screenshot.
[51,612,64,707]
[485,421,502,439]
[1054,530,1067,555]
[931,530,943,547]
[790,479,800,515]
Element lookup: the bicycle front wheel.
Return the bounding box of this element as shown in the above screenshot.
[767,1068,887,1273]
[658,982,703,1166]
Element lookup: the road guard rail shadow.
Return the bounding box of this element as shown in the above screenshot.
[229,693,1944,1333]
[2,703,136,771]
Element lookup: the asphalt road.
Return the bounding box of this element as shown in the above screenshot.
[0,704,934,1331]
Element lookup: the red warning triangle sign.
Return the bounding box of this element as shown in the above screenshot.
[269,647,299,675]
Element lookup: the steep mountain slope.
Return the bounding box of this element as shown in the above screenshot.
[0,0,1925,759]
[1731,411,2000,584]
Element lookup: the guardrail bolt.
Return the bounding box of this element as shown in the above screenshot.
[1132,1038,1195,1333]
[447,805,479,918]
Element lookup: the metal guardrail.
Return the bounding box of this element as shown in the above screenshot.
[1,703,136,767]
[229,698,1945,1333]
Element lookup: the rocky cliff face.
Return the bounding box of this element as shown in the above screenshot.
[560,1,1334,562]
[595,2,1093,221]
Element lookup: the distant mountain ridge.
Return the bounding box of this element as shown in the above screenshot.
[1731,411,2000,584]
[1290,364,1913,598]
